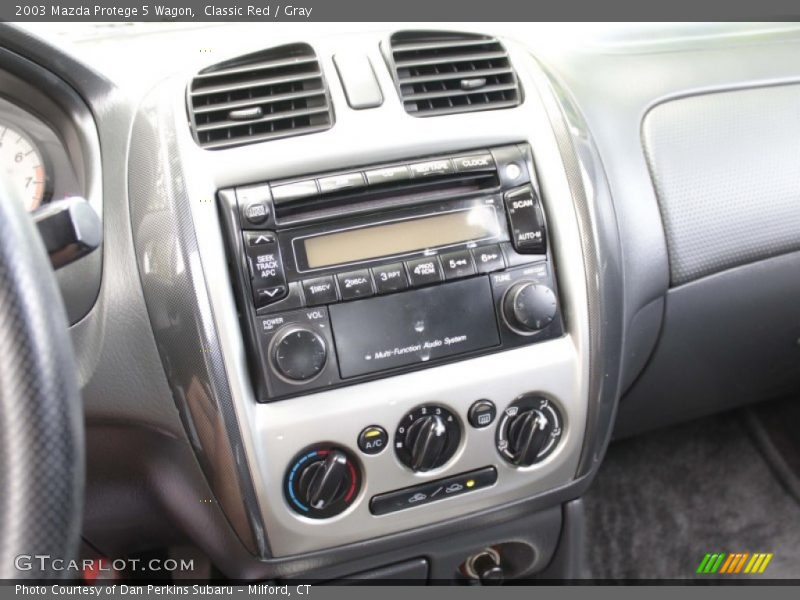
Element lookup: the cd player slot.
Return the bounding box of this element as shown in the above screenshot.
[275,171,498,226]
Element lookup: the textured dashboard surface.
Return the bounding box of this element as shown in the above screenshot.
[643,84,800,286]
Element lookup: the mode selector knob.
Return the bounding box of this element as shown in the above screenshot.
[502,281,557,333]
[506,409,553,466]
[496,396,563,467]
[271,326,327,382]
[395,405,461,472]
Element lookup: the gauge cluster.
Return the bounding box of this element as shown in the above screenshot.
[0,49,103,325]
[0,95,83,214]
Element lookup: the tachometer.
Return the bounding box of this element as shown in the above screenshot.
[0,122,48,211]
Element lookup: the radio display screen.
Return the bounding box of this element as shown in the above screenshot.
[302,206,499,269]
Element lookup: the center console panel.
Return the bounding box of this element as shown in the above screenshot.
[211,142,587,556]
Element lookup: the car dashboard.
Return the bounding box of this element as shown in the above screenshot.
[1,22,799,582]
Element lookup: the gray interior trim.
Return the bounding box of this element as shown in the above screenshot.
[617,249,800,438]
[643,83,800,286]
[127,82,268,557]
[528,57,625,478]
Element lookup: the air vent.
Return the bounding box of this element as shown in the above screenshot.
[188,43,333,150]
[387,31,521,117]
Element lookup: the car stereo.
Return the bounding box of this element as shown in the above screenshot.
[218,144,564,401]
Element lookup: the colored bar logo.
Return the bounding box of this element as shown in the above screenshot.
[696,552,773,574]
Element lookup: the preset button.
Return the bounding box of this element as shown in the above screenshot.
[440,249,476,280]
[372,263,408,294]
[337,269,374,300]
[472,244,505,274]
[302,276,338,306]
[405,257,443,287]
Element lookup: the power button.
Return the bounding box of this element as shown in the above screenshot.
[358,425,388,455]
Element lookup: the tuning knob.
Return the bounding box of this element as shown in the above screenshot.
[395,405,460,472]
[496,396,562,467]
[502,281,557,333]
[284,446,361,518]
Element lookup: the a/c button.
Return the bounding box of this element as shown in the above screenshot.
[358,426,388,455]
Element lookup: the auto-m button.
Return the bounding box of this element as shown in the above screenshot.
[504,185,547,254]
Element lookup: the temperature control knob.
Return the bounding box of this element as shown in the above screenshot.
[502,281,557,333]
[395,405,460,472]
[496,396,562,467]
[284,446,361,518]
[271,326,327,382]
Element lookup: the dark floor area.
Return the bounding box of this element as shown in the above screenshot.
[582,406,800,579]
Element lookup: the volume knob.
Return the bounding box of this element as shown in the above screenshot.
[271,326,327,382]
[502,281,557,333]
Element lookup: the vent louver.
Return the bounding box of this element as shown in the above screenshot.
[387,31,521,117]
[188,43,333,150]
